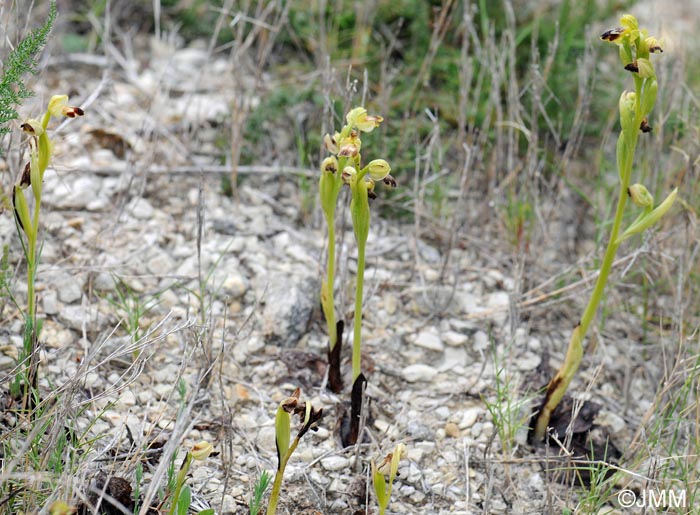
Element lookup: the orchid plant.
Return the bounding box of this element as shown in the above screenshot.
[531,15,677,441]
[319,107,395,444]
[12,94,84,402]
[319,107,395,395]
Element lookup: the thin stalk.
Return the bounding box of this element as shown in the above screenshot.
[266,438,300,515]
[324,215,337,348]
[352,239,365,382]
[167,452,192,515]
[533,79,643,441]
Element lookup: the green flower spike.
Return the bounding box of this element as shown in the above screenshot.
[267,388,322,515]
[531,14,677,442]
[372,443,407,515]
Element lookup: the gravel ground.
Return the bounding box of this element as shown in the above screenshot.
[1,3,698,514]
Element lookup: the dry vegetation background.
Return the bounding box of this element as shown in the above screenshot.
[1,0,700,514]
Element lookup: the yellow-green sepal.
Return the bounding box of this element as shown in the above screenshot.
[274,404,291,470]
[350,175,370,246]
[37,131,52,181]
[640,78,658,117]
[372,461,388,508]
[13,185,32,237]
[616,187,678,244]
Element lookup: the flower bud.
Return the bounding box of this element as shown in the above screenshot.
[338,143,359,158]
[320,157,340,218]
[619,44,633,67]
[18,161,31,189]
[645,36,663,53]
[324,133,339,154]
[20,119,44,136]
[342,166,356,185]
[345,106,383,132]
[48,95,69,117]
[635,57,654,78]
[619,91,636,134]
[48,94,84,119]
[366,159,391,180]
[355,112,383,132]
[190,440,213,461]
[321,156,338,175]
[618,188,678,243]
[346,107,367,128]
[628,183,654,208]
[13,185,32,235]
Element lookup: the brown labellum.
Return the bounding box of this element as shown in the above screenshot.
[624,61,639,73]
[600,27,624,42]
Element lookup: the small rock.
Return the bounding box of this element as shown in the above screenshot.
[43,290,59,315]
[261,272,318,347]
[596,410,626,435]
[118,389,137,407]
[435,406,450,420]
[321,455,350,471]
[56,274,83,304]
[57,304,108,331]
[383,294,399,315]
[516,353,541,371]
[443,330,467,346]
[221,494,236,514]
[402,364,438,382]
[412,330,444,351]
[445,422,460,438]
[459,406,483,429]
[256,425,276,451]
[127,197,155,220]
[473,331,490,352]
[406,421,433,440]
[438,346,468,372]
[223,272,248,299]
[528,337,542,352]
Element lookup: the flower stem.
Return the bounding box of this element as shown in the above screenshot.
[167,452,192,515]
[324,215,337,349]
[266,438,300,515]
[532,81,642,441]
[352,238,366,383]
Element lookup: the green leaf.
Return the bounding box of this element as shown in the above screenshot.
[177,485,191,515]
[274,405,291,469]
[195,510,215,515]
[617,187,678,244]
[372,465,387,508]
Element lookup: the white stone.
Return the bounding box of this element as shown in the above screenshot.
[321,455,350,471]
[118,389,137,407]
[459,407,483,429]
[596,410,626,435]
[412,330,444,351]
[223,272,248,299]
[517,353,541,371]
[435,406,450,420]
[57,304,108,331]
[473,331,490,352]
[402,364,438,382]
[438,346,468,372]
[43,290,59,315]
[443,330,467,346]
[256,425,276,451]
